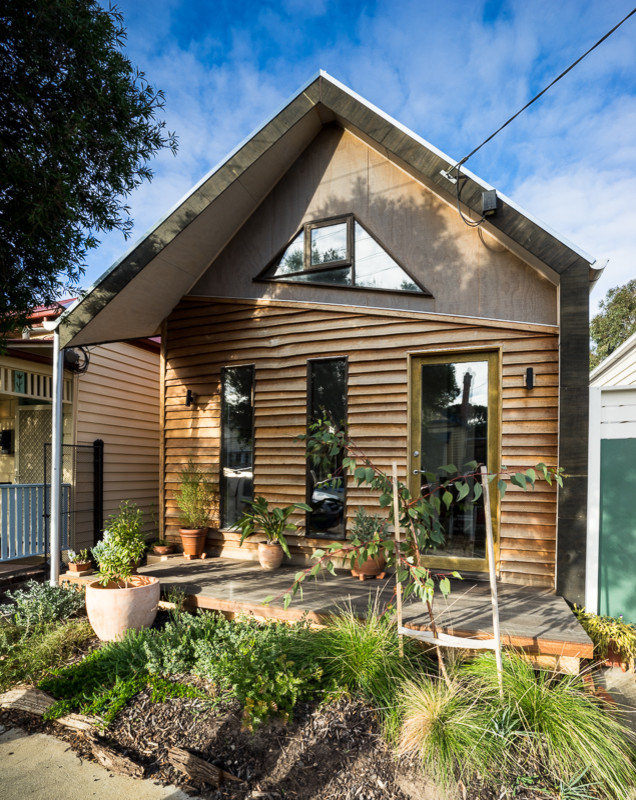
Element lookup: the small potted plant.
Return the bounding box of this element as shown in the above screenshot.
[152,538,175,556]
[66,548,92,573]
[86,501,159,641]
[347,507,388,580]
[175,458,214,559]
[236,496,311,570]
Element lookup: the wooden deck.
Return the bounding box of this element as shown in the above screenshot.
[132,556,592,663]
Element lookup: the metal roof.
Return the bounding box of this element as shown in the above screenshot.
[59,71,600,349]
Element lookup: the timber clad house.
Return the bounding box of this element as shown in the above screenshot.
[0,302,160,561]
[59,73,599,606]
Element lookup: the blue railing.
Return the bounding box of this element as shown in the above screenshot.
[0,484,70,561]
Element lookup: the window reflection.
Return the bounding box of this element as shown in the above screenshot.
[354,223,419,291]
[307,358,347,539]
[277,231,304,274]
[419,360,489,561]
[266,216,424,294]
[221,365,254,528]
[310,223,348,265]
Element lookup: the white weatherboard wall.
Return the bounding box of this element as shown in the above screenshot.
[74,342,160,546]
[587,331,636,616]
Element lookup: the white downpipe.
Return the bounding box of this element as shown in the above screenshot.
[49,328,64,586]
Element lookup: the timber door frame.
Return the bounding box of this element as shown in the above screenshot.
[408,348,501,574]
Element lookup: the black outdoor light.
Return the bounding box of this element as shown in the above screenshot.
[525,367,535,390]
[185,389,197,407]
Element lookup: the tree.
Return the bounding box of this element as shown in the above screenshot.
[590,279,636,369]
[0,0,178,344]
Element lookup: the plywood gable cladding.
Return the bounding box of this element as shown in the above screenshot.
[191,126,558,326]
[164,298,559,588]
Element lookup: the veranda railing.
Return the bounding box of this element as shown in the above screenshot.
[0,483,70,561]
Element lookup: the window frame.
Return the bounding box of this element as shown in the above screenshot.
[256,214,432,297]
[304,217,353,273]
[408,349,501,573]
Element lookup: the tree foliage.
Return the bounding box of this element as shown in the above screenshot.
[0,0,178,342]
[590,279,636,370]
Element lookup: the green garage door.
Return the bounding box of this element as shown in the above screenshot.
[599,437,636,622]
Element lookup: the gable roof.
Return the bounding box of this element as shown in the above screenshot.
[59,71,601,349]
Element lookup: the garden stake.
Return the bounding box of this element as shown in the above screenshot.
[480,466,504,698]
[392,462,404,658]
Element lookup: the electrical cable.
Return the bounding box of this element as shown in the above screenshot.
[446,6,636,178]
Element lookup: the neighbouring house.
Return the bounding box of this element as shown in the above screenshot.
[0,302,160,562]
[58,72,601,606]
[587,331,636,621]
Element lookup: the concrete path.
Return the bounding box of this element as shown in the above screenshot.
[0,725,192,800]
[602,665,636,734]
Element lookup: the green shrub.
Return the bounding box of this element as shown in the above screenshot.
[40,625,205,724]
[0,580,85,640]
[143,610,219,676]
[92,501,146,585]
[0,618,94,691]
[39,627,152,711]
[192,614,321,728]
[463,652,636,799]
[573,605,636,664]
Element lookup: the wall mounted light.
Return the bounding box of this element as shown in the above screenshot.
[185,389,197,407]
[525,367,535,390]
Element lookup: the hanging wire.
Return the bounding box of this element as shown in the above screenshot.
[446,6,636,179]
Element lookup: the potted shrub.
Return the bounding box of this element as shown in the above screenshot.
[86,501,159,641]
[152,538,175,556]
[347,507,388,580]
[175,458,213,559]
[236,496,311,570]
[66,548,92,573]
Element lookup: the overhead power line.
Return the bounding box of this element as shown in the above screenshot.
[447,6,636,177]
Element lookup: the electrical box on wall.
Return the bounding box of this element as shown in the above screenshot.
[481,189,498,216]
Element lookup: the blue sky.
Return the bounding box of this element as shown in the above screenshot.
[89,0,636,315]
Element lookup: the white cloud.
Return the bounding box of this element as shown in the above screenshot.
[82,0,636,320]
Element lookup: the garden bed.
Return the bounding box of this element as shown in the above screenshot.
[1,583,634,800]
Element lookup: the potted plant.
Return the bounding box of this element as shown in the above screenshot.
[236,496,311,570]
[347,507,388,580]
[66,548,92,573]
[175,458,213,559]
[152,538,175,556]
[86,501,159,641]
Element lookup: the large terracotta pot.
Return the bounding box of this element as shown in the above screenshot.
[85,575,160,642]
[258,541,285,571]
[179,527,208,559]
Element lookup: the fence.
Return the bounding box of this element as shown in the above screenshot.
[0,483,70,561]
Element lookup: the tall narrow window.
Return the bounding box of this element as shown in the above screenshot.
[221,365,254,529]
[307,357,347,538]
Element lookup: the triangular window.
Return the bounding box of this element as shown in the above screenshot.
[260,215,430,295]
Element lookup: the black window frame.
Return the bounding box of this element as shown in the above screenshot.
[256,214,432,297]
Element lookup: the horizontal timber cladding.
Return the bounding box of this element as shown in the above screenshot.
[164,298,559,587]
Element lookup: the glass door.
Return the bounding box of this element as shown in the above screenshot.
[409,351,499,572]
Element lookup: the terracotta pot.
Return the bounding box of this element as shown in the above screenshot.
[179,527,208,558]
[351,552,386,580]
[67,561,91,573]
[258,541,285,571]
[85,575,160,641]
[152,544,174,556]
